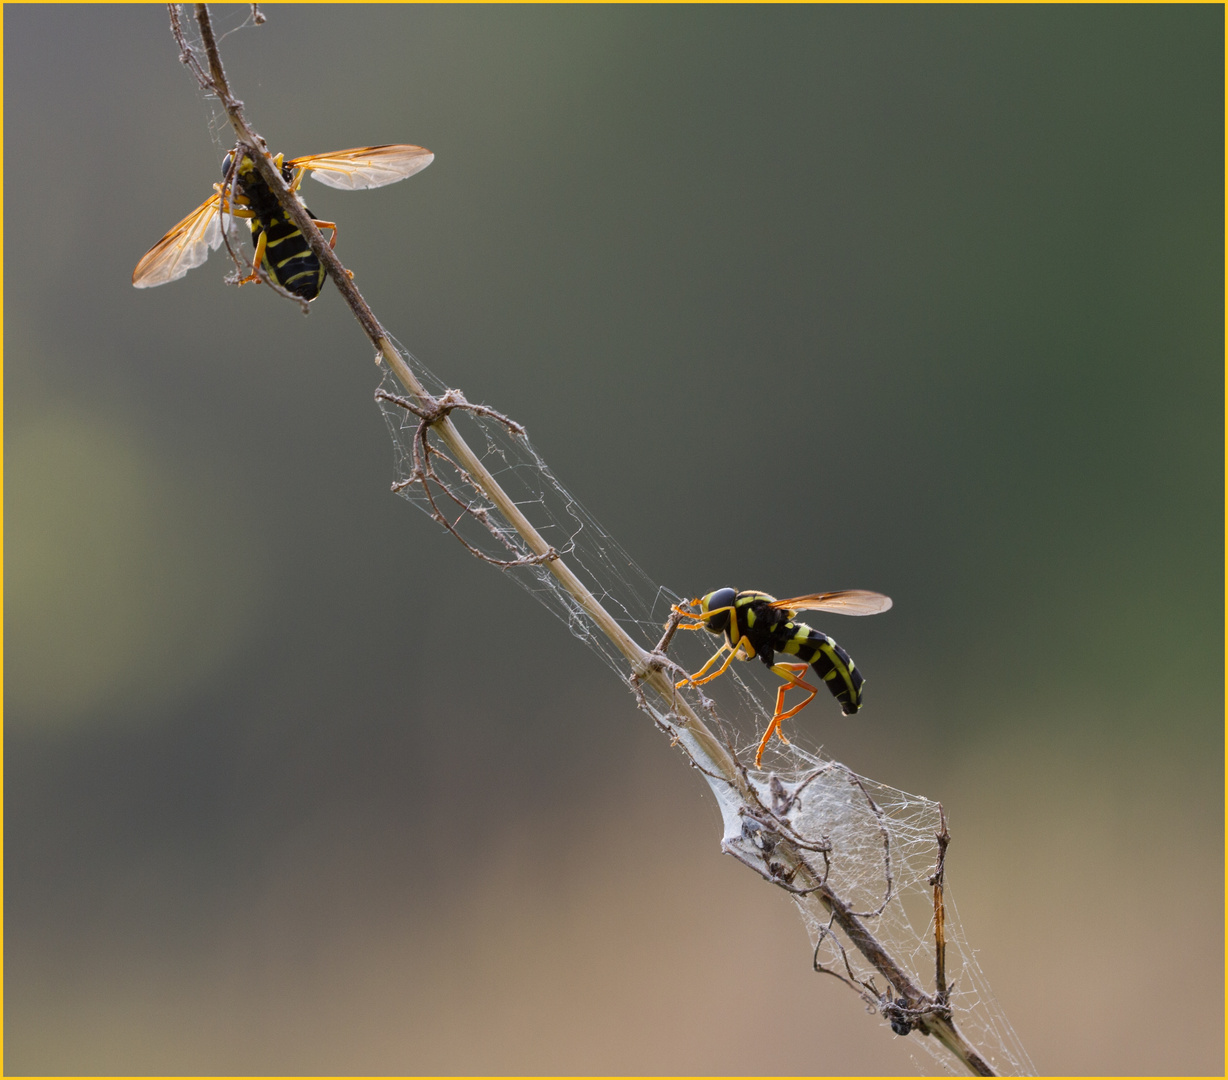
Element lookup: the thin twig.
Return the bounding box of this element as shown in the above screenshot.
[931,804,951,1005]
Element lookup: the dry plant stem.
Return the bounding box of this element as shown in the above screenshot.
[932,806,951,1004]
[182,6,998,1074]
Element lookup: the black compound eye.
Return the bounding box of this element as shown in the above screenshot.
[701,588,738,614]
[699,588,737,634]
[221,151,235,178]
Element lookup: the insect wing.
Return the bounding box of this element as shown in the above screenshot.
[133,191,232,288]
[770,590,893,616]
[289,144,434,191]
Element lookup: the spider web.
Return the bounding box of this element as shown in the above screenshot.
[376,338,1034,1076]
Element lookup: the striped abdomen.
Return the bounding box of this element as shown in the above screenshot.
[250,211,324,300]
[235,157,326,301]
[778,622,865,715]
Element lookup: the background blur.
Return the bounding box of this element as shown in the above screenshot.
[5,5,1222,1074]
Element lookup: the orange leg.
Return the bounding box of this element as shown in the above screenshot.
[213,181,253,211]
[312,219,339,249]
[670,599,731,633]
[671,598,710,620]
[753,716,784,768]
[238,221,343,289]
[669,602,751,689]
[769,662,819,722]
[753,663,818,767]
[676,632,755,689]
[236,228,269,286]
[311,220,353,278]
[286,166,340,250]
[676,639,736,688]
[212,194,263,286]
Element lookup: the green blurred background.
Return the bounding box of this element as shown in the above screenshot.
[5,4,1222,1074]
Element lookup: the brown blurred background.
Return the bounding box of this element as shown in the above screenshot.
[5,5,1222,1074]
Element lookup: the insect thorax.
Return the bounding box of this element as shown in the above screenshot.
[733,592,791,661]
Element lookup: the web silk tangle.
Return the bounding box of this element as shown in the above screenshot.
[376,340,1034,1077]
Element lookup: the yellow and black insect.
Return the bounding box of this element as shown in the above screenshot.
[672,588,892,766]
[133,144,434,300]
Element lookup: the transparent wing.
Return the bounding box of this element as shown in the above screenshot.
[133,191,232,288]
[770,590,894,616]
[288,144,434,191]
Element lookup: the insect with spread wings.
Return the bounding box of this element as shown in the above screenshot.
[133,144,433,300]
[672,587,892,766]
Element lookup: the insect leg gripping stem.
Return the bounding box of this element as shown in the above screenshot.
[669,602,753,689]
[314,220,339,249]
[237,228,269,285]
[675,640,733,687]
[675,634,755,691]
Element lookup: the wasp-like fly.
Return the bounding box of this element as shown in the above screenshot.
[133,144,433,300]
[672,588,892,766]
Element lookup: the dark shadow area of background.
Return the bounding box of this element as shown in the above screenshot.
[5,5,1223,1074]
